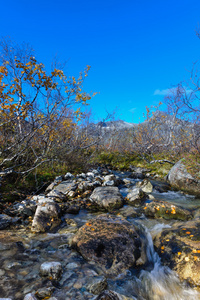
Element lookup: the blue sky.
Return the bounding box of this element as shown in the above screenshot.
[1,0,200,123]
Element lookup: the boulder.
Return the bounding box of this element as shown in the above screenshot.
[40,261,62,280]
[167,160,200,195]
[31,198,60,232]
[89,187,123,211]
[71,214,147,276]
[154,219,200,287]
[143,200,193,221]
[126,187,147,207]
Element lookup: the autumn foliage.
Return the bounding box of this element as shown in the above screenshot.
[0,39,94,175]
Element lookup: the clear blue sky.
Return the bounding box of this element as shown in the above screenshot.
[1,0,200,123]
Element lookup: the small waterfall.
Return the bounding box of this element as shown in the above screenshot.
[136,225,200,300]
[112,223,200,300]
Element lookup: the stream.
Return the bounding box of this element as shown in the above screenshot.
[0,171,200,299]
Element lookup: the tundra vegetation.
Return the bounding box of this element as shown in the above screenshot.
[0,38,199,200]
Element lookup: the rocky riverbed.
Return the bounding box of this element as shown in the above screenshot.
[0,167,200,299]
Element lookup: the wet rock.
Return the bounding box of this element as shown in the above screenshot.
[31,198,60,232]
[89,187,123,211]
[152,180,171,193]
[143,200,193,221]
[167,160,200,195]
[154,220,200,287]
[87,276,108,295]
[65,204,80,214]
[40,261,62,280]
[24,294,38,300]
[0,214,18,229]
[136,179,153,193]
[95,290,134,300]
[35,287,55,299]
[117,206,140,218]
[126,188,147,207]
[71,214,147,276]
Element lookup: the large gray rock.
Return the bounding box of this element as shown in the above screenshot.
[31,198,60,232]
[89,187,123,211]
[167,160,200,195]
[71,214,147,277]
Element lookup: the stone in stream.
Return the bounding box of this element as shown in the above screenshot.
[154,218,200,288]
[89,187,123,211]
[143,200,193,221]
[136,179,153,193]
[40,261,62,280]
[126,187,147,207]
[31,198,60,232]
[71,214,147,277]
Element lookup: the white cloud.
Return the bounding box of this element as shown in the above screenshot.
[129,107,136,113]
[154,89,172,96]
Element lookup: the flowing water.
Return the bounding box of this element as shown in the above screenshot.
[0,173,200,299]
